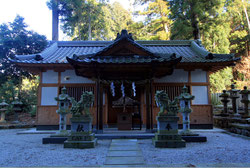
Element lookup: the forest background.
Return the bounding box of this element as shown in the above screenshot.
[0,0,249,115]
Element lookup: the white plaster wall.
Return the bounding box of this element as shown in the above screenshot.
[154,69,188,83]
[42,70,58,84]
[192,86,209,105]
[41,87,58,106]
[191,69,207,83]
[61,70,95,83]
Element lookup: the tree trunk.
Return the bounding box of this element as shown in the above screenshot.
[52,0,59,41]
[190,2,200,39]
[242,0,250,33]
[88,13,92,41]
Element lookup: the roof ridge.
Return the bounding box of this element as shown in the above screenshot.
[190,40,210,57]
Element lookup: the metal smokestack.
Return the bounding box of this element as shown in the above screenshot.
[52,0,59,41]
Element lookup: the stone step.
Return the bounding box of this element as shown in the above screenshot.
[104,139,145,166]
[107,151,143,157]
[104,156,144,165]
[109,145,140,151]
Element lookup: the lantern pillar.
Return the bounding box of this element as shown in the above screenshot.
[178,86,195,135]
[0,101,8,123]
[219,90,230,116]
[54,87,71,136]
[229,84,240,117]
[240,86,250,118]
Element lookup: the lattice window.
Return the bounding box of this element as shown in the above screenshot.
[59,85,95,102]
[154,85,190,101]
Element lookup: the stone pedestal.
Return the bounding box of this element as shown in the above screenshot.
[64,116,97,149]
[153,116,185,148]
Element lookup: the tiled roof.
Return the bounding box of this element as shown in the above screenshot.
[13,38,238,64]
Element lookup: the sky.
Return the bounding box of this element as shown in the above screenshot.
[0,0,131,41]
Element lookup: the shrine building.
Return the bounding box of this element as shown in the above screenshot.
[12,30,239,131]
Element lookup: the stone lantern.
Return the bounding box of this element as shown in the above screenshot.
[229,84,240,117]
[54,87,71,135]
[0,101,9,123]
[178,86,195,135]
[219,90,230,116]
[11,97,23,123]
[239,86,250,117]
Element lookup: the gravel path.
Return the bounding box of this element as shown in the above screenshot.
[0,129,249,167]
[139,132,250,167]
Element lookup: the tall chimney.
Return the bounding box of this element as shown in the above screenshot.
[52,0,59,41]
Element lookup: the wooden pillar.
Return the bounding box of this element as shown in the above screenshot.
[146,80,153,132]
[150,80,154,130]
[96,78,103,133]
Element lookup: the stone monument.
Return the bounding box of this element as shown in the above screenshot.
[219,90,230,116]
[64,91,97,149]
[52,87,71,136]
[11,97,23,123]
[178,86,196,135]
[153,90,186,148]
[0,101,8,123]
[239,86,250,118]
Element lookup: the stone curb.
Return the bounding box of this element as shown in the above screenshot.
[0,124,35,129]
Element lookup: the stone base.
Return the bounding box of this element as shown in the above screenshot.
[43,137,67,144]
[179,130,199,136]
[182,136,207,142]
[0,120,6,123]
[64,138,97,149]
[153,138,186,148]
[153,133,186,148]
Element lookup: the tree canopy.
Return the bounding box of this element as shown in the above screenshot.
[0,15,48,84]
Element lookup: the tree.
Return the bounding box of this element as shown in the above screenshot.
[0,15,47,84]
[169,0,226,40]
[133,0,172,40]
[226,0,250,86]
[102,2,134,40]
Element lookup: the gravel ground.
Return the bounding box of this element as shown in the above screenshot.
[0,129,110,167]
[139,132,250,167]
[0,129,249,167]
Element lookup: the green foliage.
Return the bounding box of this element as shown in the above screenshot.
[102,2,133,40]
[210,67,233,93]
[0,77,39,116]
[0,15,47,84]
[47,0,132,40]
[132,0,172,40]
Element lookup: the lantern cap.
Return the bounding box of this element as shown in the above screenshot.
[0,100,8,106]
[240,86,250,94]
[11,97,23,105]
[178,85,195,100]
[230,84,239,92]
[219,90,229,98]
[55,87,71,101]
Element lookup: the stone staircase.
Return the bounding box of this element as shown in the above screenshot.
[104,139,145,166]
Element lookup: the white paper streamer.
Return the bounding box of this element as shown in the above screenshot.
[110,82,115,97]
[132,82,136,97]
[121,82,125,97]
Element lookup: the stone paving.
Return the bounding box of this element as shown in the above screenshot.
[104,139,145,166]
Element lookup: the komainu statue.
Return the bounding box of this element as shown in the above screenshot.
[155,90,179,116]
[70,91,94,117]
[155,90,170,116]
